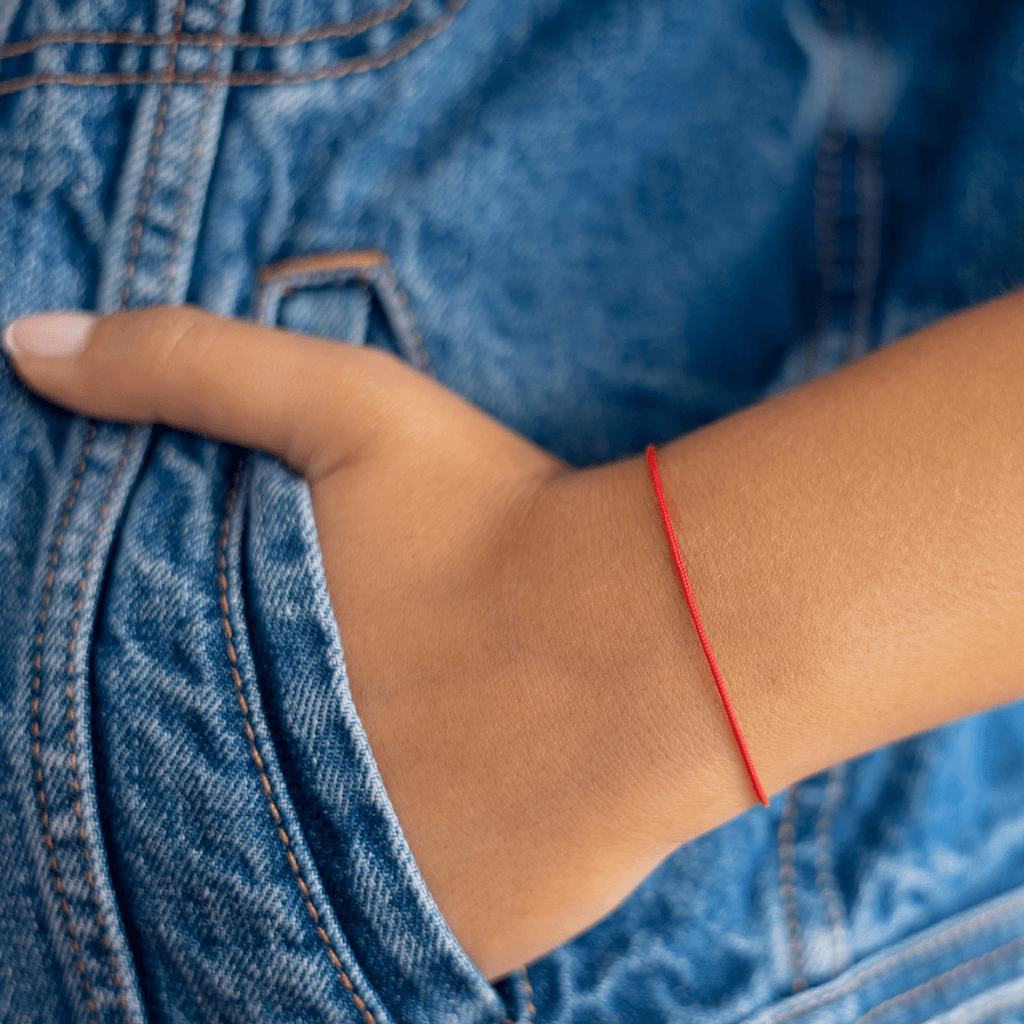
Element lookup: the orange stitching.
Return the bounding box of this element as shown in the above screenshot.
[375,261,431,372]
[30,425,98,1024]
[852,936,1024,1024]
[64,430,136,1023]
[218,467,379,1024]
[522,967,536,1023]
[778,787,808,994]
[0,0,468,98]
[0,0,414,59]
[164,0,228,298]
[258,249,388,284]
[120,0,186,308]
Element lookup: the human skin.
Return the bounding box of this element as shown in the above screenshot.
[4,292,1024,980]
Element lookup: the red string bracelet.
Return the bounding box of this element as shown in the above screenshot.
[645,444,770,807]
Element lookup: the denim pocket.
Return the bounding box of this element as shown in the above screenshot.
[74,409,510,1024]
[239,452,511,1022]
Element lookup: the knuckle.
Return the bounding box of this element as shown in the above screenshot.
[145,305,218,374]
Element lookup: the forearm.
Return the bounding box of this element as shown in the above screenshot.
[435,292,1024,975]
[554,290,1024,846]
[378,292,1024,977]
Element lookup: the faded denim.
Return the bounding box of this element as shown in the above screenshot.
[3,1,1024,1022]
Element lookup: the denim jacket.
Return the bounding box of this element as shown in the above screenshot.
[3,1,1024,1022]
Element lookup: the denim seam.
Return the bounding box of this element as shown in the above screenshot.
[802,0,850,382]
[768,890,1024,1024]
[0,0,467,98]
[257,249,389,284]
[846,2,883,364]
[522,966,536,1024]
[29,424,97,1023]
[883,745,919,867]
[848,135,882,362]
[164,0,228,302]
[62,429,137,1024]
[813,765,850,976]
[374,262,431,372]
[851,935,1024,1024]
[217,464,380,1024]
[804,120,845,383]
[842,0,859,367]
[120,0,186,309]
[949,978,1024,1024]
[778,785,808,994]
[0,0,415,60]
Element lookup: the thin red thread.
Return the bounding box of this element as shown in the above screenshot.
[645,445,769,807]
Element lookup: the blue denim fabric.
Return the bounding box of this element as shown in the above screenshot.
[3,1,1024,1023]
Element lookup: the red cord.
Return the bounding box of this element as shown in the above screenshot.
[646,445,770,807]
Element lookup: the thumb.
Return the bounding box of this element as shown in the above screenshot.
[2,306,403,481]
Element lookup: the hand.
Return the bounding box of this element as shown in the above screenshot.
[2,307,720,980]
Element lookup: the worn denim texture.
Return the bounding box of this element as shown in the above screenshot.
[3,1,1024,1022]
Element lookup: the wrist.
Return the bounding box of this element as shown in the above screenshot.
[514,459,758,850]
